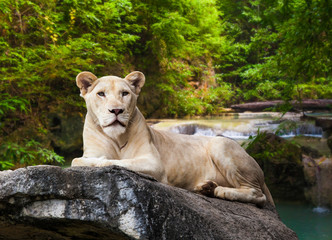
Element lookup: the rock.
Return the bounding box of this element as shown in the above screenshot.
[302,114,332,138]
[0,166,297,240]
[327,136,332,153]
[303,156,332,208]
[245,132,305,201]
[301,145,322,158]
[49,112,84,160]
[315,118,332,138]
[315,118,332,131]
[169,123,216,135]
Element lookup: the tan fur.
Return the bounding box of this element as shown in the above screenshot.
[72,71,275,207]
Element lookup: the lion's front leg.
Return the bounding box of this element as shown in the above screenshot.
[71,157,111,167]
[98,158,166,183]
[72,156,167,183]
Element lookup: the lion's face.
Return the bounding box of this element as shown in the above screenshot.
[85,77,137,137]
[76,71,145,138]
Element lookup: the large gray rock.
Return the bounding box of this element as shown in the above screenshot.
[0,166,297,240]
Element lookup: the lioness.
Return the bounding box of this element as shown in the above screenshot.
[72,71,274,207]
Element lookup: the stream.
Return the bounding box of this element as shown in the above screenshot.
[151,112,323,139]
[150,112,331,240]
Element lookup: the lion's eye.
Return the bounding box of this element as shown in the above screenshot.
[122,91,129,97]
[97,92,105,97]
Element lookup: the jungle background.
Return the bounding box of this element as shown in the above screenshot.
[0,0,331,168]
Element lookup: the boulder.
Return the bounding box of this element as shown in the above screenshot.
[48,112,84,160]
[300,145,322,159]
[315,118,332,131]
[0,166,297,240]
[327,136,332,153]
[245,132,305,201]
[303,156,332,208]
[315,118,332,138]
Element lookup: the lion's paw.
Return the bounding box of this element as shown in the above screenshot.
[96,159,113,167]
[194,181,218,198]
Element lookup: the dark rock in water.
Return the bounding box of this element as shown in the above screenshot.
[301,145,322,158]
[327,136,332,153]
[0,166,297,240]
[169,123,216,136]
[315,118,332,138]
[246,132,305,201]
[315,118,332,131]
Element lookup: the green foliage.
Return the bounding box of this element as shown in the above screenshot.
[243,129,264,150]
[0,94,29,115]
[227,0,332,102]
[244,130,306,201]
[0,0,142,168]
[245,130,302,165]
[0,140,64,171]
[244,131,280,164]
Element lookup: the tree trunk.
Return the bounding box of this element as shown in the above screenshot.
[231,99,332,112]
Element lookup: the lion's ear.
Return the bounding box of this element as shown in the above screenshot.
[124,71,145,95]
[76,71,98,96]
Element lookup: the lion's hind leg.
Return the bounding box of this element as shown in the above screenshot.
[214,186,266,207]
[194,181,266,207]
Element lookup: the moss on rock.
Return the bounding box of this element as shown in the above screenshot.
[246,132,306,201]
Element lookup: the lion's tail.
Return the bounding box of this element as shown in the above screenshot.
[263,183,275,207]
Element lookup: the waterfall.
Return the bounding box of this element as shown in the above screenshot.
[165,121,323,140]
[279,122,323,138]
[312,165,330,214]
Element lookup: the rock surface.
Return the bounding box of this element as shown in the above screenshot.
[327,136,332,153]
[49,112,84,160]
[0,165,297,240]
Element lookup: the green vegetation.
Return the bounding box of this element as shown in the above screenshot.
[1,0,331,168]
[245,131,305,200]
[0,140,64,170]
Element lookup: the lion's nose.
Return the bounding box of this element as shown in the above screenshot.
[109,108,124,116]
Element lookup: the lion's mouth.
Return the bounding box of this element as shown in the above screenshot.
[103,120,126,128]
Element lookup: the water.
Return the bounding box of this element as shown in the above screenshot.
[151,112,323,140]
[276,201,332,240]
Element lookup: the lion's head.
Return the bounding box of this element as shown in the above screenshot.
[76,71,145,138]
